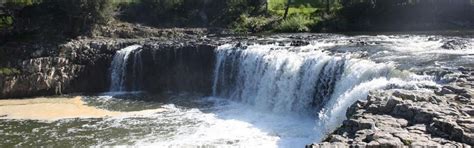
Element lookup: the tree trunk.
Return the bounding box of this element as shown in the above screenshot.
[326,0,330,13]
[264,0,268,13]
[283,0,290,19]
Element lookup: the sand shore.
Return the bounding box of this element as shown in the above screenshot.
[0,96,165,121]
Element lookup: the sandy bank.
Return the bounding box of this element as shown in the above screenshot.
[0,96,165,121]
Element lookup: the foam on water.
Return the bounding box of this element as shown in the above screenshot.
[140,99,315,147]
[87,96,318,147]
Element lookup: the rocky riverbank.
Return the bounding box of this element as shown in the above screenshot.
[310,68,474,147]
[0,36,220,98]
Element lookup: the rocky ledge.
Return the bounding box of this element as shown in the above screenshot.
[0,39,139,98]
[0,36,220,99]
[310,68,474,147]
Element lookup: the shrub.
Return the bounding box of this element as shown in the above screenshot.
[231,14,274,34]
[119,0,266,27]
[0,67,21,76]
[275,15,314,32]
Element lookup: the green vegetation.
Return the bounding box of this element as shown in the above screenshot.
[0,16,13,28]
[2,0,41,5]
[1,0,474,37]
[268,0,319,16]
[231,14,275,34]
[275,15,315,32]
[256,0,324,33]
[119,0,265,27]
[228,0,327,33]
[1,0,114,42]
[0,67,20,76]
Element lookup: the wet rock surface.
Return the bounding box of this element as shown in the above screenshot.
[309,69,474,147]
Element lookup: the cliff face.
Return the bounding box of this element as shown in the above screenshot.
[137,44,216,94]
[0,39,135,98]
[0,38,217,98]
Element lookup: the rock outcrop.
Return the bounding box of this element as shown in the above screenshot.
[310,69,474,147]
[138,43,216,94]
[0,37,219,98]
[0,39,140,98]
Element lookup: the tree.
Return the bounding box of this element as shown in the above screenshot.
[283,0,291,19]
[326,0,330,13]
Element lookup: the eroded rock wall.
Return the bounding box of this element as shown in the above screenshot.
[0,38,218,99]
[139,43,216,94]
[0,39,141,98]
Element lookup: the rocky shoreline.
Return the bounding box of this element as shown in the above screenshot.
[310,68,474,147]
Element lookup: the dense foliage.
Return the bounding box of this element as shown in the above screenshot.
[1,0,474,36]
[0,67,20,76]
[275,15,314,32]
[231,14,277,34]
[335,0,474,31]
[119,0,266,27]
[2,0,114,41]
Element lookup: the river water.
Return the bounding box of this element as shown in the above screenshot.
[1,34,473,147]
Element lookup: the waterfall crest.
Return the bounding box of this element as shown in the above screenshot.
[211,43,436,138]
[109,42,437,141]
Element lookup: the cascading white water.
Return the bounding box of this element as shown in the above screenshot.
[212,44,347,114]
[212,43,436,141]
[109,45,142,92]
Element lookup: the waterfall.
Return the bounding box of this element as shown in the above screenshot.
[109,45,143,92]
[212,44,347,113]
[212,43,436,139]
[108,42,437,141]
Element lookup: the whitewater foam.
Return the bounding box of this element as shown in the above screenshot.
[211,43,437,142]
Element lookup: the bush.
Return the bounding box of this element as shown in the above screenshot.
[12,0,115,38]
[0,67,20,76]
[275,15,314,32]
[119,0,266,27]
[231,14,274,34]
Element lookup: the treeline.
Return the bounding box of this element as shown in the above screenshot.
[119,0,266,27]
[1,0,113,43]
[1,0,268,40]
[1,0,474,40]
[333,0,474,31]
